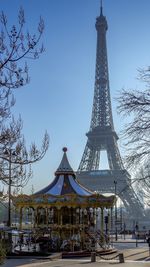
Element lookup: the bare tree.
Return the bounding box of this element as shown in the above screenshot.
[0,7,44,89]
[0,7,44,121]
[117,68,150,169]
[0,8,49,190]
[133,163,150,207]
[0,117,49,190]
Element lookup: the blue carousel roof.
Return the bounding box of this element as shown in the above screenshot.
[35,147,93,196]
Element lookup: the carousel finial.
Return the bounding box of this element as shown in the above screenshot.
[63,147,67,152]
[55,147,73,175]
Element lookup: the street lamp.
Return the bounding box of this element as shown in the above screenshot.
[123,223,126,240]
[135,223,139,247]
[105,215,108,235]
[4,148,16,227]
[114,180,118,241]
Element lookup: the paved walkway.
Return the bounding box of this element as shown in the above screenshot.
[122,247,150,261]
[1,247,150,267]
[1,258,150,267]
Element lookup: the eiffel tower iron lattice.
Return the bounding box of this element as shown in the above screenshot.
[77,3,144,219]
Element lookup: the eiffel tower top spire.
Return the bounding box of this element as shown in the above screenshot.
[89,0,114,131]
[100,0,103,15]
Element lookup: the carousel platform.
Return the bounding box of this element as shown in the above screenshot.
[12,243,117,259]
[13,243,50,257]
[62,248,117,258]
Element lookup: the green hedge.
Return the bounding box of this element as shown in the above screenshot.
[0,241,6,265]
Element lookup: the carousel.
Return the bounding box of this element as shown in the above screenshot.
[12,148,116,254]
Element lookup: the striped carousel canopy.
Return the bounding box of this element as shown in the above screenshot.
[35,147,93,196]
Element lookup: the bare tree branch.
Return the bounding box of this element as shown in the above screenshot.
[0,7,49,192]
[0,117,49,189]
[117,68,150,168]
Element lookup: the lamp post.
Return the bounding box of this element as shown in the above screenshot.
[135,223,139,247]
[114,180,118,241]
[120,204,123,237]
[4,148,16,227]
[105,215,108,235]
[8,155,11,227]
[123,223,126,240]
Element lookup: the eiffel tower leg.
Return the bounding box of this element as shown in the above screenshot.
[107,138,124,170]
[78,143,100,171]
[119,185,144,219]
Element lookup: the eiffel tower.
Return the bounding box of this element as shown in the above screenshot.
[77,2,144,219]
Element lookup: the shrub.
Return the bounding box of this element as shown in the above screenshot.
[0,241,6,265]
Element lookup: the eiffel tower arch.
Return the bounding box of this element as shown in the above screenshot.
[77,3,144,219]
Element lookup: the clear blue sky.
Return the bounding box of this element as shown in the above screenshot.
[1,0,150,194]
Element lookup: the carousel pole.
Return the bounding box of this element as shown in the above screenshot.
[110,207,113,245]
[100,208,104,243]
[46,207,48,225]
[58,208,61,251]
[34,207,37,228]
[19,207,23,230]
[82,209,85,251]
[108,210,111,243]
[60,208,62,225]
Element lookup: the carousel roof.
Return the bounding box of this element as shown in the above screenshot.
[35,147,93,196]
[12,148,116,209]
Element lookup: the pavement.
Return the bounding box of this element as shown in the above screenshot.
[1,257,150,267]
[1,238,150,267]
[120,247,150,261]
[1,247,150,267]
